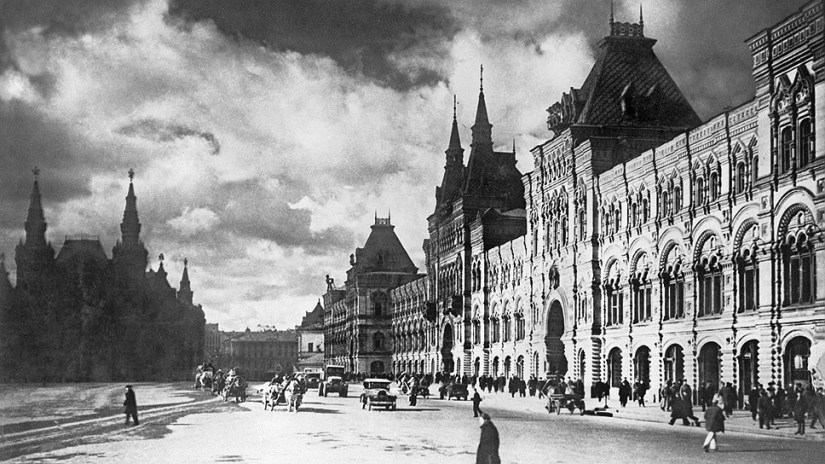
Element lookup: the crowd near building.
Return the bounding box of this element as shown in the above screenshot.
[323,2,825,402]
[0,170,205,382]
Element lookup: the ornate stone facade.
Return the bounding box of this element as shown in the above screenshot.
[331,3,825,399]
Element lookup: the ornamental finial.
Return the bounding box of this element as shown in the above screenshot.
[128,168,135,181]
[32,166,40,179]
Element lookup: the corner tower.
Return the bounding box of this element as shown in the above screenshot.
[112,169,148,282]
[14,168,55,289]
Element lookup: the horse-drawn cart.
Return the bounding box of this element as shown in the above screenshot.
[546,393,585,415]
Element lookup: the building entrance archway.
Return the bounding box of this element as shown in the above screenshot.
[664,344,684,384]
[699,342,721,391]
[785,336,812,387]
[608,348,622,388]
[545,300,567,376]
[441,324,454,373]
[634,346,651,386]
[370,361,385,374]
[738,340,758,399]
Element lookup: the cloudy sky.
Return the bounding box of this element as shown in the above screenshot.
[0,0,809,331]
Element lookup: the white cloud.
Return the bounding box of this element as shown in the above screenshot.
[168,207,220,236]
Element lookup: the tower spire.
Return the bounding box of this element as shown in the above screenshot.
[24,166,47,248]
[121,169,142,248]
[610,0,615,27]
[471,65,492,148]
[178,257,193,304]
[480,64,484,92]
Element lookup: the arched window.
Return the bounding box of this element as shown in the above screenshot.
[503,315,512,342]
[515,313,525,340]
[642,197,650,222]
[472,320,481,345]
[752,155,759,184]
[736,163,746,194]
[697,255,723,317]
[673,186,682,212]
[631,202,639,227]
[605,265,623,326]
[781,126,793,173]
[709,171,719,201]
[373,332,385,350]
[491,318,500,343]
[661,191,670,217]
[632,259,652,323]
[661,253,685,321]
[561,216,568,245]
[783,233,816,306]
[696,177,705,205]
[738,248,758,312]
[578,209,587,240]
[614,206,621,233]
[799,119,813,168]
[604,208,613,234]
[372,292,387,316]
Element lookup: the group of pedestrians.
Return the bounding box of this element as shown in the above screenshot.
[618,378,649,407]
[745,382,825,434]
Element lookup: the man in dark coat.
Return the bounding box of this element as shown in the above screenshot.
[476,413,500,464]
[472,387,483,417]
[747,384,760,420]
[123,385,139,426]
[702,399,725,452]
[758,388,773,429]
[794,389,808,435]
[619,378,631,407]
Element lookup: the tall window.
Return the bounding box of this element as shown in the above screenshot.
[614,207,621,233]
[373,332,385,350]
[736,163,746,194]
[709,171,719,201]
[473,320,481,345]
[737,249,758,312]
[631,202,639,227]
[642,197,649,222]
[491,318,500,343]
[696,177,705,205]
[632,270,652,323]
[578,209,586,241]
[799,119,812,168]
[606,281,623,326]
[503,316,512,342]
[752,155,759,184]
[605,209,613,234]
[781,127,793,173]
[661,191,670,217]
[783,233,816,306]
[697,256,723,317]
[662,264,685,320]
[673,186,682,212]
[515,314,525,340]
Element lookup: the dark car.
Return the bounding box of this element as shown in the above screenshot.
[304,373,321,389]
[439,383,468,400]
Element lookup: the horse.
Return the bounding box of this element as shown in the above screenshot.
[285,379,302,413]
[196,370,213,391]
[193,365,204,389]
[222,376,247,403]
[263,381,283,411]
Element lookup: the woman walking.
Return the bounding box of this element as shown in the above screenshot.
[703,399,725,452]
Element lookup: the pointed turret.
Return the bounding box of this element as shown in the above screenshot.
[435,96,465,212]
[178,258,193,305]
[24,167,47,248]
[471,65,493,151]
[120,169,141,248]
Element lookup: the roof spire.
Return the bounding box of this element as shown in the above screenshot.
[24,166,47,247]
[640,3,644,24]
[453,95,457,120]
[471,65,492,147]
[479,64,484,92]
[178,257,193,304]
[610,0,615,26]
[120,168,141,248]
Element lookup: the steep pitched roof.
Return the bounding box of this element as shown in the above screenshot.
[547,23,700,133]
[299,300,324,330]
[56,237,109,267]
[354,217,417,274]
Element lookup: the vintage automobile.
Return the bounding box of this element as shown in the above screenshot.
[320,376,348,397]
[439,382,469,400]
[304,372,322,390]
[360,379,397,411]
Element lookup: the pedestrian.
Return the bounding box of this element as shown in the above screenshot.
[637,381,648,407]
[758,388,772,430]
[702,399,725,452]
[794,388,808,435]
[409,388,417,407]
[472,387,483,418]
[719,382,735,417]
[805,385,825,429]
[123,385,139,426]
[698,382,707,412]
[747,384,760,421]
[619,378,631,407]
[476,413,500,464]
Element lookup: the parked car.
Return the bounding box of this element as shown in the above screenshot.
[360,379,397,411]
[439,382,468,400]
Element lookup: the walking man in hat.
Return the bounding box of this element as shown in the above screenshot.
[124,385,139,426]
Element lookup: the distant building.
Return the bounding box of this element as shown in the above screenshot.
[296,300,325,372]
[0,170,205,382]
[204,323,222,364]
[223,329,298,381]
[323,216,423,375]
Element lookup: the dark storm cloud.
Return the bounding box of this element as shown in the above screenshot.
[214,180,356,255]
[117,118,221,155]
[0,0,146,37]
[0,101,97,227]
[168,0,460,90]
